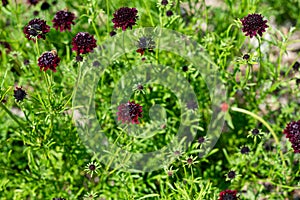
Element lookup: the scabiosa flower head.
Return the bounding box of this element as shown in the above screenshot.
[161,0,168,5]
[136,36,155,55]
[23,18,50,42]
[283,120,300,153]
[241,13,268,38]
[198,136,205,144]
[227,170,236,179]
[218,189,239,200]
[27,0,39,5]
[293,61,300,71]
[112,7,138,31]
[52,10,76,32]
[243,54,250,60]
[240,146,250,154]
[38,50,60,72]
[14,87,27,102]
[40,2,50,10]
[251,128,260,135]
[166,10,173,17]
[2,0,8,7]
[72,32,97,55]
[84,161,101,178]
[117,101,143,124]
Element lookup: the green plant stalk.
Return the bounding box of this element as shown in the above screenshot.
[231,107,286,168]
[143,1,154,26]
[0,102,28,133]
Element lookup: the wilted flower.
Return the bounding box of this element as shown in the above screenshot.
[40,2,50,10]
[38,50,60,72]
[14,87,27,102]
[218,189,239,200]
[161,0,168,5]
[112,7,138,31]
[117,101,143,124]
[166,10,173,17]
[136,36,155,56]
[283,120,300,153]
[243,54,250,60]
[23,18,50,42]
[241,13,268,38]
[72,32,97,55]
[52,10,76,32]
[240,145,250,154]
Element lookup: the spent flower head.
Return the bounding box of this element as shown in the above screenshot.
[112,7,138,31]
[52,10,76,32]
[83,191,98,200]
[38,50,60,72]
[283,120,300,153]
[241,13,268,38]
[23,18,50,42]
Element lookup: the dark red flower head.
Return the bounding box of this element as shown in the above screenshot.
[14,87,27,102]
[241,13,268,38]
[2,0,8,7]
[27,0,39,6]
[72,32,97,55]
[117,101,143,124]
[112,7,138,31]
[23,18,50,42]
[52,10,76,32]
[38,50,60,72]
[218,189,239,200]
[283,120,300,153]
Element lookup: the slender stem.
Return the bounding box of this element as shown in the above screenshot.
[92,21,100,41]
[231,107,286,168]
[257,36,263,82]
[143,1,154,26]
[106,0,110,34]
[0,102,28,132]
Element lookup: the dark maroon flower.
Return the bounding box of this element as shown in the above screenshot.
[40,2,50,10]
[88,164,96,171]
[241,13,268,38]
[166,10,173,17]
[161,0,168,5]
[218,189,239,200]
[112,7,138,31]
[198,136,205,144]
[72,32,97,55]
[227,170,236,179]
[52,10,76,32]
[136,36,155,56]
[110,30,117,37]
[33,11,39,16]
[14,87,27,102]
[182,66,188,72]
[293,61,300,71]
[0,41,12,57]
[23,18,50,42]
[23,59,30,65]
[75,55,83,62]
[240,146,250,154]
[243,54,250,60]
[117,101,142,124]
[283,120,300,153]
[251,128,260,135]
[186,157,193,164]
[27,0,39,6]
[38,50,60,72]
[2,0,8,7]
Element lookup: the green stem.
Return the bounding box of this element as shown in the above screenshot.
[257,36,263,82]
[92,21,100,41]
[231,107,286,168]
[106,0,110,34]
[0,102,28,132]
[143,1,154,26]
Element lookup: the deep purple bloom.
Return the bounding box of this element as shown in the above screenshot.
[72,32,97,55]
[166,10,173,17]
[243,54,250,60]
[27,0,39,6]
[2,0,8,7]
[52,10,76,32]
[110,30,117,37]
[161,0,168,5]
[38,50,60,72]
[240,146,250,154]
[251,128,260,135]
[241,13,268,38]
[112,7,138,31]
[218,189,239,200]
[182,66,188,72]
[227,170,236,179]
[40,2,50,10]
[198,136,205,144]
[14,87,27,102]
[23,18,50,42]
[117,101,142,124]
[283,120,300,153]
